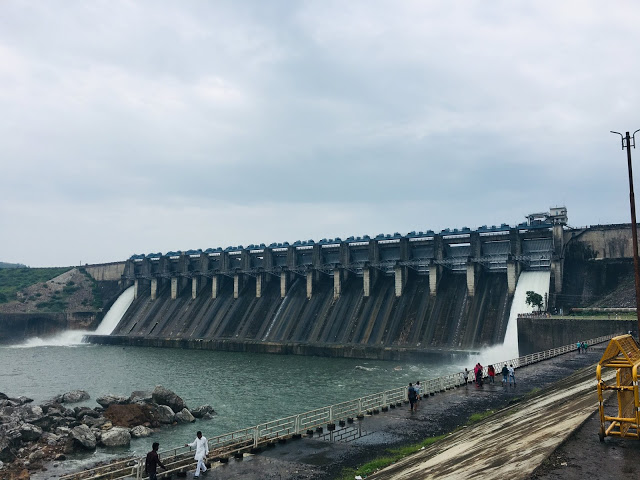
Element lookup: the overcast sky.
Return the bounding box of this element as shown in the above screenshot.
[2,1,640,267]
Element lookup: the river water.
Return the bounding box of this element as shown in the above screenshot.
[0,341,469,459]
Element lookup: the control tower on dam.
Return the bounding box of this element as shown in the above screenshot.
[102,209,567,358]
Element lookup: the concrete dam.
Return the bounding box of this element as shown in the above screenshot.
[91,209,569,359]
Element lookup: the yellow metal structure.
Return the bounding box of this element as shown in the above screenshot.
[596,334,640,441]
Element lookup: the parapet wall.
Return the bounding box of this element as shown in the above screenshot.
[83,262,126,282]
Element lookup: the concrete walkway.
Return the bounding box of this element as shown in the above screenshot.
[371,366,612,479]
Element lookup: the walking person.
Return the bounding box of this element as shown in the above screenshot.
[145,442,167,480]
[508,364,516,386]
[415,381,422,410]
[463,368,470,387]
[185,431,209,477]
[501,364,509,385]
[408,382,417,412]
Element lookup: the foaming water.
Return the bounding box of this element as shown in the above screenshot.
[10,286,135,348]
[95,286,135,335]
[11,330,91,348]
[467,270,551,366]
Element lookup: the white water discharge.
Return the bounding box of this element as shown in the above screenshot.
[94,285,135,335]
[12,286,135,348]
[470,270,551,366]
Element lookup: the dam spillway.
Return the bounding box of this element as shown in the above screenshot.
[110,269,512,355]
[94,211,566,359]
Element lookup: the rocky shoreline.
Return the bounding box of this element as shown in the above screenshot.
[0,386,214,480]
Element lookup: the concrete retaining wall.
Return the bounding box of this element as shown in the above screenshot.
[564,224,638,259]
[517,317,635,354]
[0,312,100,343]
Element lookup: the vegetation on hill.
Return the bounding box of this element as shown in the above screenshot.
[0,262,28,269]
[0,267,72,304]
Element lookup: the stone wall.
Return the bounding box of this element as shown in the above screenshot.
[517,316,635,354]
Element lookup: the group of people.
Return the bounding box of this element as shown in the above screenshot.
[463,363,515,387]
[576,341,589,353]
[145,431,209,479]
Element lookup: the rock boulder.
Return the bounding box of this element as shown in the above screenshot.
[62,390,90,403]
[100,427,131,447]
[70,425,96,450]
[175,408,196,423]
[104,404,152,428]
[96,394,129,408]
[153,405,175,424]
[152,386,186,413]
[129,391,152,404]
[130,425,153,438]
[191,405,216,419]
[18,423,42,442]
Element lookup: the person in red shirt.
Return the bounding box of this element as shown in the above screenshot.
[145,442,167,480]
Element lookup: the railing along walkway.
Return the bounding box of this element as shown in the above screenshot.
[60,334,617,480]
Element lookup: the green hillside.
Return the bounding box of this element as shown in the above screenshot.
[0,267,72,303]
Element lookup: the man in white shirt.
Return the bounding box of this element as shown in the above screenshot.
[185,431,209,477]
[508,365,516,386]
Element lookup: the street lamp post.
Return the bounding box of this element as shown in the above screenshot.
[611,129,640,336]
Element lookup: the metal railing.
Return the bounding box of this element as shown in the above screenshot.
[60,333,617,480]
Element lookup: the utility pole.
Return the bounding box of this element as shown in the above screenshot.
[611,129,640,336]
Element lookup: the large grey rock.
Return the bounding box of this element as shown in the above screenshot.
[100,427,131,447]
[70,425,96,450]
[29,449,45,463]
[74,407,101,419]
[174,408,195,424]
[54,426,71,437]
[191,405,216,419]
[18,423,42,442]
[0,435,15,462]
[129,391,152,404]
[96,394,129,408]
[154,405,175,424]
[130,425,153,438]
[152,386,186,413]
[62,390,90,403]
[81,415,107,428]
[41,432,61,446]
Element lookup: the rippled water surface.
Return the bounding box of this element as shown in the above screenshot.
[1,341,468,457]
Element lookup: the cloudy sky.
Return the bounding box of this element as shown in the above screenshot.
[2,1,640,267]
